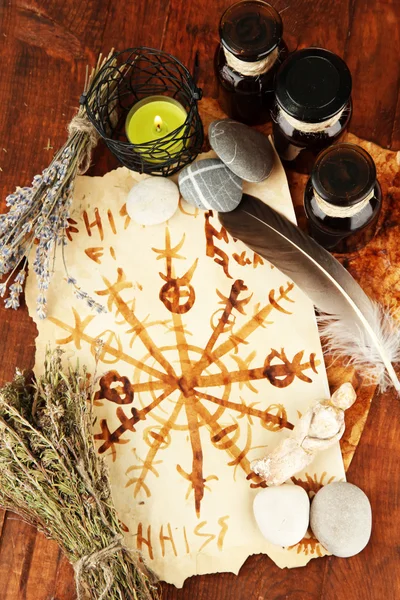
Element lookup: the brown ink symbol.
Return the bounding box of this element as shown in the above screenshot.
[263,349,318,388]
[51,271,321,516]
[51,227,321,517]
[84,273,320,515]
[94,370,134,405]
[153,228,198,314]
[204,211,232,279]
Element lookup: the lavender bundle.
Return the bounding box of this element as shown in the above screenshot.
[0,348,159,600]
[0,53,113,318]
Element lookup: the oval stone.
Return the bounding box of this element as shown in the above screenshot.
[310,482,372,558]
[126,177,179,226]
[209,119,274,183]
[178,158,243,212]
[253,484,310,547]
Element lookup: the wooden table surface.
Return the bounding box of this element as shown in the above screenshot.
[0,1,400,598]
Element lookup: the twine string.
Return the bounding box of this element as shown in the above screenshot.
[279,106,346,134]
[314,188,374,218]
[67,112,100,174]
[223,46,279,77]
[74,534,125,600]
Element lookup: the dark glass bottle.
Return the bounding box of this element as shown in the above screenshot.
[215,0,287,125]
[304,143,382,254]
[272,48,352,172]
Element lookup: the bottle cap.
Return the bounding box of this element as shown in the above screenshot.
[219,1,283,62]
[311,143,376,207]
[275,47,352,123]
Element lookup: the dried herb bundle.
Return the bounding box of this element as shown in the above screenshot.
[0,348,159,600]
[0,53,115,319]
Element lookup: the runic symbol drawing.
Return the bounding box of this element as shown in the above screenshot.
[204,210,232,279]
[153,228,198,314]
[49,223,321,518]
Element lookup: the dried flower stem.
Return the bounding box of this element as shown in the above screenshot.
[0,348,159,600]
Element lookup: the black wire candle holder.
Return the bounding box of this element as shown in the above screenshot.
[82,47,204,176]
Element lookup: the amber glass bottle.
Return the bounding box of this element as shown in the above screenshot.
[215,0,287,125]
[272,48,352,171]
[304,144,382,253]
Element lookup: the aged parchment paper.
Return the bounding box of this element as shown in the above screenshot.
[26,147,345,587]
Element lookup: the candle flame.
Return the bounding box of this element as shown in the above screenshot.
[154,115,163,132]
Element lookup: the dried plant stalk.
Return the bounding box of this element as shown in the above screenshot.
[0,348,159,600]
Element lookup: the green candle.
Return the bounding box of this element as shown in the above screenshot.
[125,95,187,162]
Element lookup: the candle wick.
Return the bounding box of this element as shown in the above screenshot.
[154,115,163,133]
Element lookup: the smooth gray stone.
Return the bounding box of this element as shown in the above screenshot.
[178,158,242,212]
[310,482,372,558]
[209,119,274,183]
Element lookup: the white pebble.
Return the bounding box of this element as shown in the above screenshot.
[253,484,310,547]
[126,177,179,226]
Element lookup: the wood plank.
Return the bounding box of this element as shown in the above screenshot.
[344,0,400,149]
[0,515,37,599]
[162,554,325,600]
[52,553,76,600]
[275,0,351,52]
[0,510,6,538]
[392,90,400,149]
[0,303,37,385]
[0,513,60,600]
[19,524,61,600]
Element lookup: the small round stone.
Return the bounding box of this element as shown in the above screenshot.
[126,177,179,226]
[310,482,372,558]
[178,158,243,212]
[253,484,310,547]
[209,119,274,183]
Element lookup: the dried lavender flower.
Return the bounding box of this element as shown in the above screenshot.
[0,53,115,318]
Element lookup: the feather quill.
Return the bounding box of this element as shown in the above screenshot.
[219,194,400,392]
